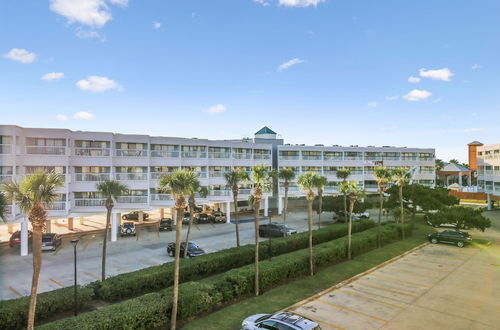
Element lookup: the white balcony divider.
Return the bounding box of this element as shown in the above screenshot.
[74,173,111,182]
[74,148,110,157]
[115,173,148,181]
[74,199,106,207]
[26,146,66,155]
[116,196,148,203]
[115,149,148,157]
[150,150,179,157]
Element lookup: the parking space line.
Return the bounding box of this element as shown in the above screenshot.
[112,265,132,272]
[84,271,100,280]
[348,286,413,305]
[395,261,449,272]
[355,280,419,298]
[139,259,160,266]
[315,299,388,322]
[290,309,346,330]
[368,273,432,288]
[384,266,443,281]
[48,278,65,288]
[335,289,407,309]
[8,286,23,297]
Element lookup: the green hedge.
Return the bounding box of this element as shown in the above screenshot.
[0,285,94,330]
[39,223,411,330]
[94,220,375,301]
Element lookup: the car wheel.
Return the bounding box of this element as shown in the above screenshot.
[457,241,464,248]
[431,238,438,244]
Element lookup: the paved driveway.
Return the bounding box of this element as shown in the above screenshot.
[290,242,500,329]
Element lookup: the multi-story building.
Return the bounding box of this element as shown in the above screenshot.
[476,143,500,200]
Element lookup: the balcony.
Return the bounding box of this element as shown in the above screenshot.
[150,172,173,180]
[324,155,343,161]
[44,201,66,211]
[116,196,148,203]
[0,144,12,154]
[279,155,300,160]
[383,156,401,161]
[233,153,253,160]
[208,152,231,159]
[323,171,338,176]
[182,151,207,158]
[302,155,322,160]
[115,173,148,181]
[74,199,106,207]
[151,150,179,158]
[253,154,271,160]
[238,188,252,195]
[420,170,435,174]
[364,184,379,190]
[419,156,434,161]
[74,148,110,157]
[26,146,66,155]
[115,149,148,157]
[401,156,418,161]
[74,173,111,182]
[344,156,363,161]
[209,171,228,178]
[365,156,383,161]
[0,175,13,183]
[209,190,231,197]
[324,187,338,193]
[150,194,174,202]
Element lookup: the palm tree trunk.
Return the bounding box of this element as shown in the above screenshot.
[283,185,289,235]
[348,199,354,260]
[343,179,347,220]
[307,198,314,276]
[254,199,260,296]
[399,185,405,240]
[101,205,112,281]
[27,222,43,330]
[377,188,383,248]
[233,194,240,247]
[170,205,184,330]
[318,193,322,229]
[184,202,194,258]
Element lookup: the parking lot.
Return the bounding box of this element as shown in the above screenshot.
[290,242,500,329]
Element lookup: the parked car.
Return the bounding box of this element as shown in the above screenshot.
[336,211,360,222]
[41,233,62,251]
[196,213,211,224]
[212,211,226,223]
[259,223,297,237]
[428,230,472,248]
[241,311,320,330]
[120,222,137,237]
[122,211,149,221]
[354,211,370,219]
[8,230,33,247]
[182,212,191,224]
[166,242,205,258]
[159,218,173,231]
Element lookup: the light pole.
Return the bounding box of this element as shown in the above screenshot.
[70,239,79,316]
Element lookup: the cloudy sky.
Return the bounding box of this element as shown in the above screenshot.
[1,0,499,162]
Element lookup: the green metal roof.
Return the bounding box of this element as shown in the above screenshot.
[255,126,277,135]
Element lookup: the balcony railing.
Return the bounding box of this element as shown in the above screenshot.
[74,199,106,207]
[365,156,383,161]
[364,184,379,190]
[383,156,401,161]
[151,150,179,158]
[0,144,12,154]
[301,155,322,160]
[420,170,435,174]
[401,156,418,160]
[0,175,13,183]
[209,190,231,196]
[208,152,231,159]
[233,153,253,160]
[323,171,338,176]
[324,155,343,161]
[74,173,110,182]
[209,171,228,178]
[115,149,148,157]
[26,146,66,155]
[253,154,271,160]
[182,151,207,158]
[44,201,66,211]
[116,196,148,203]
[115,173,148,181]
[74,148,110,157]
[150,172,174,179]
[419,156,434,161]
[344,156,363,160]
[238,188,252,195]
[150,194,174,201]
[324,187,338,193]
[279,155,300,160]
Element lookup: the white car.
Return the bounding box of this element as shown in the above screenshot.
[241,312,320,330]
[353,211,370,219]
[120,222,137,237]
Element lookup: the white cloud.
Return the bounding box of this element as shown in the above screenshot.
[204,104,227,114]
[253,0,270,5]
[76,76,123,92]
[385,96,398,101]
[464,127,485,133]
[55,114,68,121]
[73,111,95,120]
[49,0,127,28]
[419,68,454,81]
[153,22,161,29]
[108,0,128,6]
[471,64,481,70]
[41,72,65,81]
[4,48,36,64]
[367,102,377,108]
[403,89,432,102]
[408,76,421,83]
[278,0,326,7]
[75,28,102,39]
[277,58,304,72]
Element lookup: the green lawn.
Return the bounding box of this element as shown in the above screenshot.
[181,224,434,330]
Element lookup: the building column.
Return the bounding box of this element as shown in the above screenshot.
[467,174,472,186]
[45,220,51,233]
[7,223,14,234]
[68,217,74,230]
[138,211,144,224]
[202,204,207,212]
[111,213,119,242]
[79,217,85,225]
[264,196,269,217]
[160,208,164,219]
[487,194,492,211]
[226,202,231,223]
[171,208,176,225]
[278,195,283,215]
[20,218,28,257]
[458,172,463,186]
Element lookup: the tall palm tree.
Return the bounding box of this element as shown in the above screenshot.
[278,167,296,229]
[250,164,272,296]
[224,169,250,247]
[336,169,351,220]
[159,170,193,330]
[0,192,7,222]
[3,170,64,330]
[314,175,328,229]
[374,167,393,247]
[338,181,364,260]
[184,180,208,258]
[297,172,321,276]
[392,168,411,240]
[96,180,128,281]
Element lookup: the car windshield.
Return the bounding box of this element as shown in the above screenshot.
[184,213,190,217]
[186,242,198,249]
[161,219,171,223]
[200,214,208,218]
[123,223,134,227]
[42,235,54,242]
[255,315,271,323]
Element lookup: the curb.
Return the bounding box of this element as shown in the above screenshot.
[285,241,430,311]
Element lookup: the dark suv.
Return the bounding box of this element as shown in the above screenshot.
[259,223,297,237]
[167,242,205,258]
[428,230,472,248]
[122,211,149,221]
[41,233,62,251]
[195,213,211,224]
[159,218,173,231]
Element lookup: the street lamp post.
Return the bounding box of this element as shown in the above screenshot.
[70,239,79,316]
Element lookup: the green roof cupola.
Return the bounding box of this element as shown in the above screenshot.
[254,126,277,140]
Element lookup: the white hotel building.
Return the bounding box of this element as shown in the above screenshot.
[476,143,500,202]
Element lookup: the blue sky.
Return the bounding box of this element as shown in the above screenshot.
[1,0,499,162]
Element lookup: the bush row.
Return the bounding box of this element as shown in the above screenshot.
[39,223,412,330]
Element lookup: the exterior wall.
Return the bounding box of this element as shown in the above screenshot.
[476,143,500,197]
[468,143,482,171]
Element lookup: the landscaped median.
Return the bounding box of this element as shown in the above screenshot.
[1,220,374,330]
[36,222,413,330]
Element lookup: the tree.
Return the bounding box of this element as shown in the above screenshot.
[250,165,272,296]
[427,206,491,231]
[314,175,328,229]
[297,172,322,276]
[374,167,393,247]
[336,169,351,221]
[96,180,128,281]
[449,159,460,165]
[435,159,445,172]
[338,181,364,260]
[0,192,6,222]
[391,168,411,240]
[224,169,250,247]
[278,167,296,230]
[313,195,369,216]
[159,170,194,330]
[184,180,208,258]
[2,170,64,330]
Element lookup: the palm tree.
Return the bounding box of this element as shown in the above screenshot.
[336,169,351,220]
[96,180,128,281]
[184,180,208,258]
[0,192,7,222]
[338,181,364,260]
[392,168,411,240]
[374,167,393,247]
[297,172,321,276]
[314,175,328,229]
[278,167,296,229]
[224,169,250,247]
[250,165,272,296]
[2,170,64,330]
[159,170,193,330]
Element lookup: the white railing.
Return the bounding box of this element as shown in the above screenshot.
[0,175,13,183]
[151,150,179,157]
[209,171,228,178]
[74,173,111,182]
[150,194,174,201]
[301,155,322,160]
[74,199,106,207]
[365,184,379,190]
[116,196,148,203]
[344,155,363,160]
[419,157,434,161]
[383,156,401,161]
[420,170,435,174]
[208,152,231,159]
[485,154,500,160]
[323,171,338,176]
[26,146,66,155]
[279,155,300,160]
[115,149,148,157]
[0,144,12,154]
[365,156,383,161]
[115,173,148,181]
[233,153,253,160]
[324,187,338,193]
[4,205,13,215]
[209,190,231,196]
[324,155,343,161]
[238,188,252,195]
[150,172,174,179]
[253,154,271,160]
[74,148,110,157]
[182,151,207,158]
[44,201,66,211]
[401,156,418,160]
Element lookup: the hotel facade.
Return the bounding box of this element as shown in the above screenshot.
[476,142,500,200]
